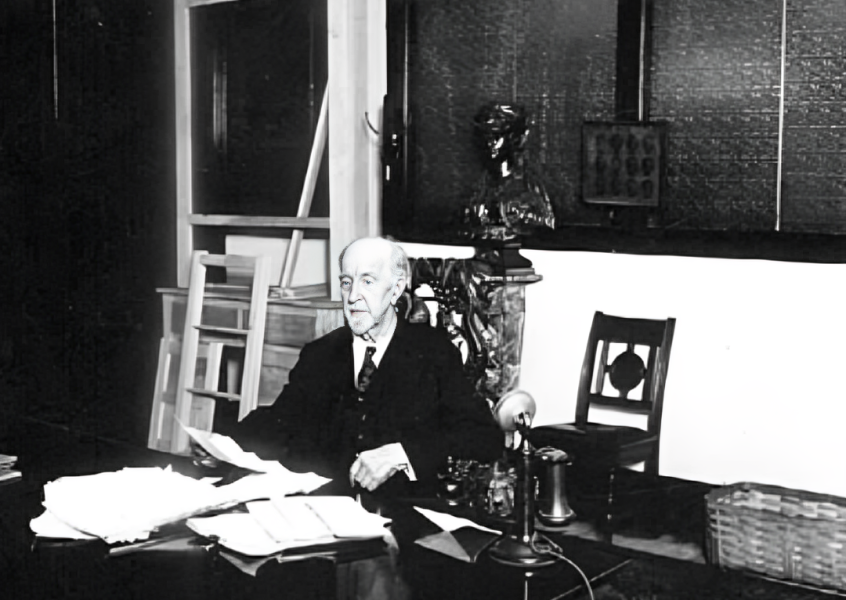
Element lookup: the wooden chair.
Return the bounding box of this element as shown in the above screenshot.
[530,311,676,538]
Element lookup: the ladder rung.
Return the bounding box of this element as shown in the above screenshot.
[187,388,241,402]
[199,254,258,270]
[196,325,250,336]
[198,337,246,348]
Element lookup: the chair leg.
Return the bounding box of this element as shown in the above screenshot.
[644,447,660,478]
[147,336,173,451]
[598,467,616,543]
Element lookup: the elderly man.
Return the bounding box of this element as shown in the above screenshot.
[228,236,502,498]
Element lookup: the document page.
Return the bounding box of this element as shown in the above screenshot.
[180,422,285,474]
[186,496,390,557]
[299,496,392,538]
[413,506,500,534]
[180,422,331,498]
[216,471,330,504]
[413,506,501,563]
[249,498,333,542]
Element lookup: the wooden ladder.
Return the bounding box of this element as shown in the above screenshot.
[149,87,330,454]
[169,251,272,454]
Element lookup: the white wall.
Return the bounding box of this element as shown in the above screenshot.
[401,242,846,497]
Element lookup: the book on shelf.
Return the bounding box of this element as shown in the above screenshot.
[0,469,22,482]
[0,454,20,482]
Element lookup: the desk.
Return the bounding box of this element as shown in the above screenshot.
[0,417,627,600]
[1,417,841,600]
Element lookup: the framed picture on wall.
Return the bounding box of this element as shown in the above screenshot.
[582,122,667,207]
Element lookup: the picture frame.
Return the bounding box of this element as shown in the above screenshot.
[582,121,667,207]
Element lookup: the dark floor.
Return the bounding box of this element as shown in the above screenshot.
[551,469,846,599]
[526,465,713,563]
[588,555,846,600]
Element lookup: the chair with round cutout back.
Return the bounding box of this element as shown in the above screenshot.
[531,311,676,540]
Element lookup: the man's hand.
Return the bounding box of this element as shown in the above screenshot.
[349,444,410,491]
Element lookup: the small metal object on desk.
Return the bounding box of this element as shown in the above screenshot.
[535,447,575,527]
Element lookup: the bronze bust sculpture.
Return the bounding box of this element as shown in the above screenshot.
[462,103,555,241]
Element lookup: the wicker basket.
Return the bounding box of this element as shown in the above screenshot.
[706,482,846,592]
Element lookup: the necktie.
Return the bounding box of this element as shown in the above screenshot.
[357,346,378,393]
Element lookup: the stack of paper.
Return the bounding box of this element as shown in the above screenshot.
[30,466,235,543]
[0,453,20,482]
[28,429,333,545]
[30,464,330,544]
[187,496,390,557]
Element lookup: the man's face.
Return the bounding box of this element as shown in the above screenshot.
[340,240,402,338]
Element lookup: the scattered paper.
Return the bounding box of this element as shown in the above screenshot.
[413,507,500,534]
[181,422,331,501]
[33,466,234,544]
[413,507,501,563]
[218,549,276,576]
[216,471,330,505]
[415,528,500,563]
[30,510,97,540]
[30,429,332,546]
[181,423,291,475]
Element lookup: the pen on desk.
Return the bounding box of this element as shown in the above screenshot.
[108,534,190,557]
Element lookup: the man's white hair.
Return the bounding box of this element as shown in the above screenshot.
[338,236,409,288]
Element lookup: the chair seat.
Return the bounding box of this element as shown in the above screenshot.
[531,423,658,469]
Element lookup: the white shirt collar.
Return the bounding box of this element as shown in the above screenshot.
[352,318,397,379]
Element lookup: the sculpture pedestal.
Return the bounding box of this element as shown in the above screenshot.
[466,246,542,407]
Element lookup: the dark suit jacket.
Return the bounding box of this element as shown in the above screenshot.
[231,318,503,497]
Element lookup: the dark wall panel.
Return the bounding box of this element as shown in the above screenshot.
[781,0,846,233]
[52,0,175,443]
[1,0,175,445]
[388,0,846,254]
[0,0,56,431]
[649,0,782,232]
[402,0,618,236]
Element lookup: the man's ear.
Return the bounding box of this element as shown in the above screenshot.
[390,277,407,305]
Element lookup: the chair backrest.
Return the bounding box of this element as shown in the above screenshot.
[574,311,676,435]
[405,256,490,402]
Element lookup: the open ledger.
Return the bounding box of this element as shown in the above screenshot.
[187,496,391,557]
